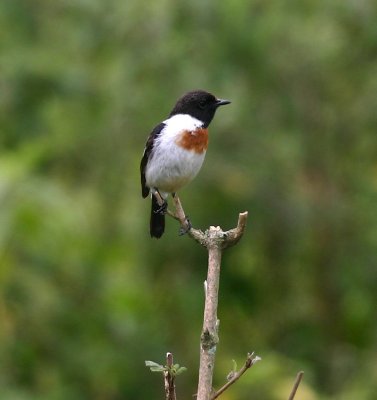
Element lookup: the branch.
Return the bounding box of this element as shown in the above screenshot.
[162,194,248,400]
[171,194,248,248]
[164,352,176,400]
[211,352,262,399]
[153,193,249,399]
[153,193,248,249]
[196,233,222,400]
[145,353,186,400]
[288,371,304,400]
[150,193,301,400]
[220,211,248,249]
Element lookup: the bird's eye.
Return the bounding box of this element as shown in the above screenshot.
[198,100,206,109]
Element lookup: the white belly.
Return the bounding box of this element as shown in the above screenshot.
[145,143,206,193]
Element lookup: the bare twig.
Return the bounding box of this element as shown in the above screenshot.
[164,352,177,400]
[211,352,262,399]
[220,211,248,249]
[288,371,304,400]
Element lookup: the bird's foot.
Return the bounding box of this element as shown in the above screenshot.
[179,216,192,236]
[154,200,168,215]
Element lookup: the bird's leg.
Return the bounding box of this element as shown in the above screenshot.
[172,193,192,235]
[153,190,168,215]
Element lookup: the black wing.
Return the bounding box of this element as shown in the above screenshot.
[140,122,166,198]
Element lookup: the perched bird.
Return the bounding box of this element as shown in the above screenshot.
[140,90,231,238]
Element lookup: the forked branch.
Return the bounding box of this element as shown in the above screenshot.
[150,193,304,399]
[153,192,249,400]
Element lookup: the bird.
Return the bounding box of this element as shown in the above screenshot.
[140,90,231,238]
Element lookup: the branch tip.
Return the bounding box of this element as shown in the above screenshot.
[166,352,173,367]
[288,371,304,400]
[211,352,261,399]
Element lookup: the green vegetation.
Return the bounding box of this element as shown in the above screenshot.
[1,0,377,398]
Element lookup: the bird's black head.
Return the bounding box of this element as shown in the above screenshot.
[169,90,231,128]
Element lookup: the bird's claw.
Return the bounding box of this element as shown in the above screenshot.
[179,216,192,236]
[154,201,168,215]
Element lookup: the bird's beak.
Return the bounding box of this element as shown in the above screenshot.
[216,98,231,107]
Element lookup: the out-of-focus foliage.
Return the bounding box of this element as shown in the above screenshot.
[1,0,377,398]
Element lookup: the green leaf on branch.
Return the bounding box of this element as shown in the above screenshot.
[145,360,165,372]
[145,360,187,376]
[174,366,187,375]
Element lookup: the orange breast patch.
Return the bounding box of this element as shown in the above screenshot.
[175,128,209,153]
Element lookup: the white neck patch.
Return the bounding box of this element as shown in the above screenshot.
[163,114,203,135]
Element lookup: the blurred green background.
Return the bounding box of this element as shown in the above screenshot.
[1,0,377,399]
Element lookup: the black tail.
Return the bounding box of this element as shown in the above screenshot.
[150,195,165,238]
